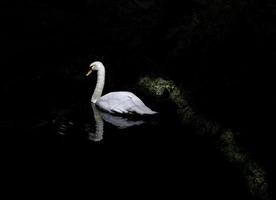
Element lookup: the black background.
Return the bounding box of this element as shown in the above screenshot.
[0,1,275,199]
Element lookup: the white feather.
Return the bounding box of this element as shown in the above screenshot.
[88,61,157,115]
[96,92,157,115]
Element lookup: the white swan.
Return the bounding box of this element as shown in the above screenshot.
[86,61,157,115]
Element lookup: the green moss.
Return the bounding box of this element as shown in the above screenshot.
[139,76,270,199]
[139,76,223,135]
[219,130,247,163]
[220,130,235,143]
[177,106,195,124]
[139,77,175,96]
[246,161,269,199]
[220,130,269,199]
[139,76,187,105]
[139,76,192,122]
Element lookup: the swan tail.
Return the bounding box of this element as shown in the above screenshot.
[135,106,158,115]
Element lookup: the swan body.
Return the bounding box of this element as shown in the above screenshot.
[96,91,157,115]
[92,103,144,131]
[87,61,157,115]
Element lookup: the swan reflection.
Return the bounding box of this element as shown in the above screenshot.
[88,103,145,142]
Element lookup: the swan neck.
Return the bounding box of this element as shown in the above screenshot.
[92,66,105,103]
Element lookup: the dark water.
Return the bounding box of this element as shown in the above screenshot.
[1,46,274,200]
[1,75,265,199]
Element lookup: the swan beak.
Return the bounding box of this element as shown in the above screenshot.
[86,69,93,76]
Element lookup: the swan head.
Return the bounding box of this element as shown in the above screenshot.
[86,61,105,76]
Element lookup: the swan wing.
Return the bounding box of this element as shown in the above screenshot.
[96,92,157,115]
